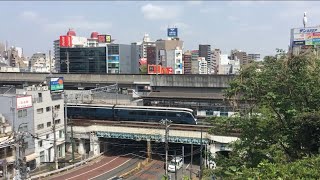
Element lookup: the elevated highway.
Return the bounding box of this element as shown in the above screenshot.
[0,72,235,89]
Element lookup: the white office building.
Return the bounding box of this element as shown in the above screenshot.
[17,86,66,166]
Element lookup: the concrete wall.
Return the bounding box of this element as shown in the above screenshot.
[150,75,235,87]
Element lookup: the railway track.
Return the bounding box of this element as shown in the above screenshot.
[70,119,212,132]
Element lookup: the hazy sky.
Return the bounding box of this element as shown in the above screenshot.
[1,1,320,57]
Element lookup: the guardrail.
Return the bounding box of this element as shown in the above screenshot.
[30,152,104,180]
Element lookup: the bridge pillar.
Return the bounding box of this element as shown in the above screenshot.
[208,143,218,158]
[78,139,86,155]
[90,132,100,156]
[147,139,151,161]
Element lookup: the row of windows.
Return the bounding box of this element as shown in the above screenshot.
[37,105,60,114]
[38,130,64,148]
[18,109,27,118]
[128,111,187,118]
[37,119,61,130]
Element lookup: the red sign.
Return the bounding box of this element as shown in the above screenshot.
[139,58,147,65]
[60,36,72,47]
[98,35,112,43]
[313,32,320,36]
[167,67,173,74]
[148,65,162,74]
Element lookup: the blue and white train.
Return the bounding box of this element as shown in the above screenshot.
[67,103,197,125]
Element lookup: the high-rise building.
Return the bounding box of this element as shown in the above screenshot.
[54,29,139,74]
[230,49,248,66]
[198,57,208,74]
[146,46,156,65]
[248,53,261,62]
[60,47,107,73]
[155,39,183,68]
[139,34,155,59]
[191,50,199,74]
[199,45,212,74]
[166,48,183,74]
[211,49,221,74]
[183,51,192,74]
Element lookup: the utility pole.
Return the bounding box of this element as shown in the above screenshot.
[190,144,193,180]
[174,150,177,180]
[199,127,203,180]
[49,50,52,74]
[182,146,184,176]
[160,119,171,179]
[66,50,70,74]
[52,107,58,170]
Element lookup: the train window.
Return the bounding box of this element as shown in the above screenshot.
[148,112,156,116]
[138,111,147,115]
[129,111,136,115]
[167,112,176,117]
[158,112,166,116]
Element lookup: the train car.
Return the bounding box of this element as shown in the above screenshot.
[67,103,197,125]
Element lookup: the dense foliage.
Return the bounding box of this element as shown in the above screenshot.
[206,51,320,178]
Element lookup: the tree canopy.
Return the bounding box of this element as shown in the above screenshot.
[207,51,320,178]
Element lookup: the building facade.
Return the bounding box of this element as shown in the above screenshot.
[183,52,192,74]
[198,57,208,74]
[16,86,66,167]
[199,45,212,74]
[211,49,221,74]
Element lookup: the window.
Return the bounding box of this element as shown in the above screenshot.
[59,130,63,138]
[40,151,45,163]
[37,124,44,130]
[148,112,156,116]
[23,142,28,149]
[138,111,146,116]
[47,122,51,127]
[18,109,27,118]
[158,112,166,116]
[46,107,51,112]
[38,140,43,147]
[58,145,63,158]
[37,108,43,114]
[21,125,28,132]
[54,105,60,110]
[54,119,61,124]
[46,134,49,139]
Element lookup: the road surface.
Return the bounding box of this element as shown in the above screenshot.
[47,154,142,180]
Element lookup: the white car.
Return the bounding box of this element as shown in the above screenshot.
[168,157,183,172]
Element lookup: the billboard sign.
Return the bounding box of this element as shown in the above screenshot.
[313,38,320,45]
[293,41,305,46]
[294,28,320,34]
[305,39,313,45]
[98,35,112,43]
[148,65,162,74]
[71,36,87,46]
[16,96,32,110]
[49,77,64,92]
[293,33,305,41]
[60,36,72,47]
[167,28,178,37]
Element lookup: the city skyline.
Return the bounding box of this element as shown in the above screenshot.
[0,1,320,57]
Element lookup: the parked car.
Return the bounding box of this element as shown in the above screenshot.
[168,156,183,172]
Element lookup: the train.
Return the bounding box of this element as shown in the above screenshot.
[67,103,197,125]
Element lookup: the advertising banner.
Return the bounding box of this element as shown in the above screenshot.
[305,39,313,45]
[167,28,178,37]
[148,65,162,74]
[17,96,32,110]
[293,28,320,34]
[293,33,305,41]
[98,35,112,43]
[71,36,87,46]
[50,77,64,92]
[293,41,305,45]
[313,38,320,45]
[60,36,72,47]
[313,32,320,39]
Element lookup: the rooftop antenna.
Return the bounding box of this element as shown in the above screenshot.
[303,12,307,28]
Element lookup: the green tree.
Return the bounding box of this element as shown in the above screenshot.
[207,52,320,178]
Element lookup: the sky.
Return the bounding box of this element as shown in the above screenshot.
[1,1,320,58]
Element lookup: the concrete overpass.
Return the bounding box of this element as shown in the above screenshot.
[67,120,238,157]
[0,72,235,89]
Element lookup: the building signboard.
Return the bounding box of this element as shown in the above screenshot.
[167,28,178,37]
[16,96,32,110]
[148,65,162,74]
[49,77,64,92]
[305,39,313,45]
[293,41,305,45]
[293,28,320,34]
[60,36,72,47]
[71,36,87,46]
[313,38,320,45]
[98,35,112,43]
